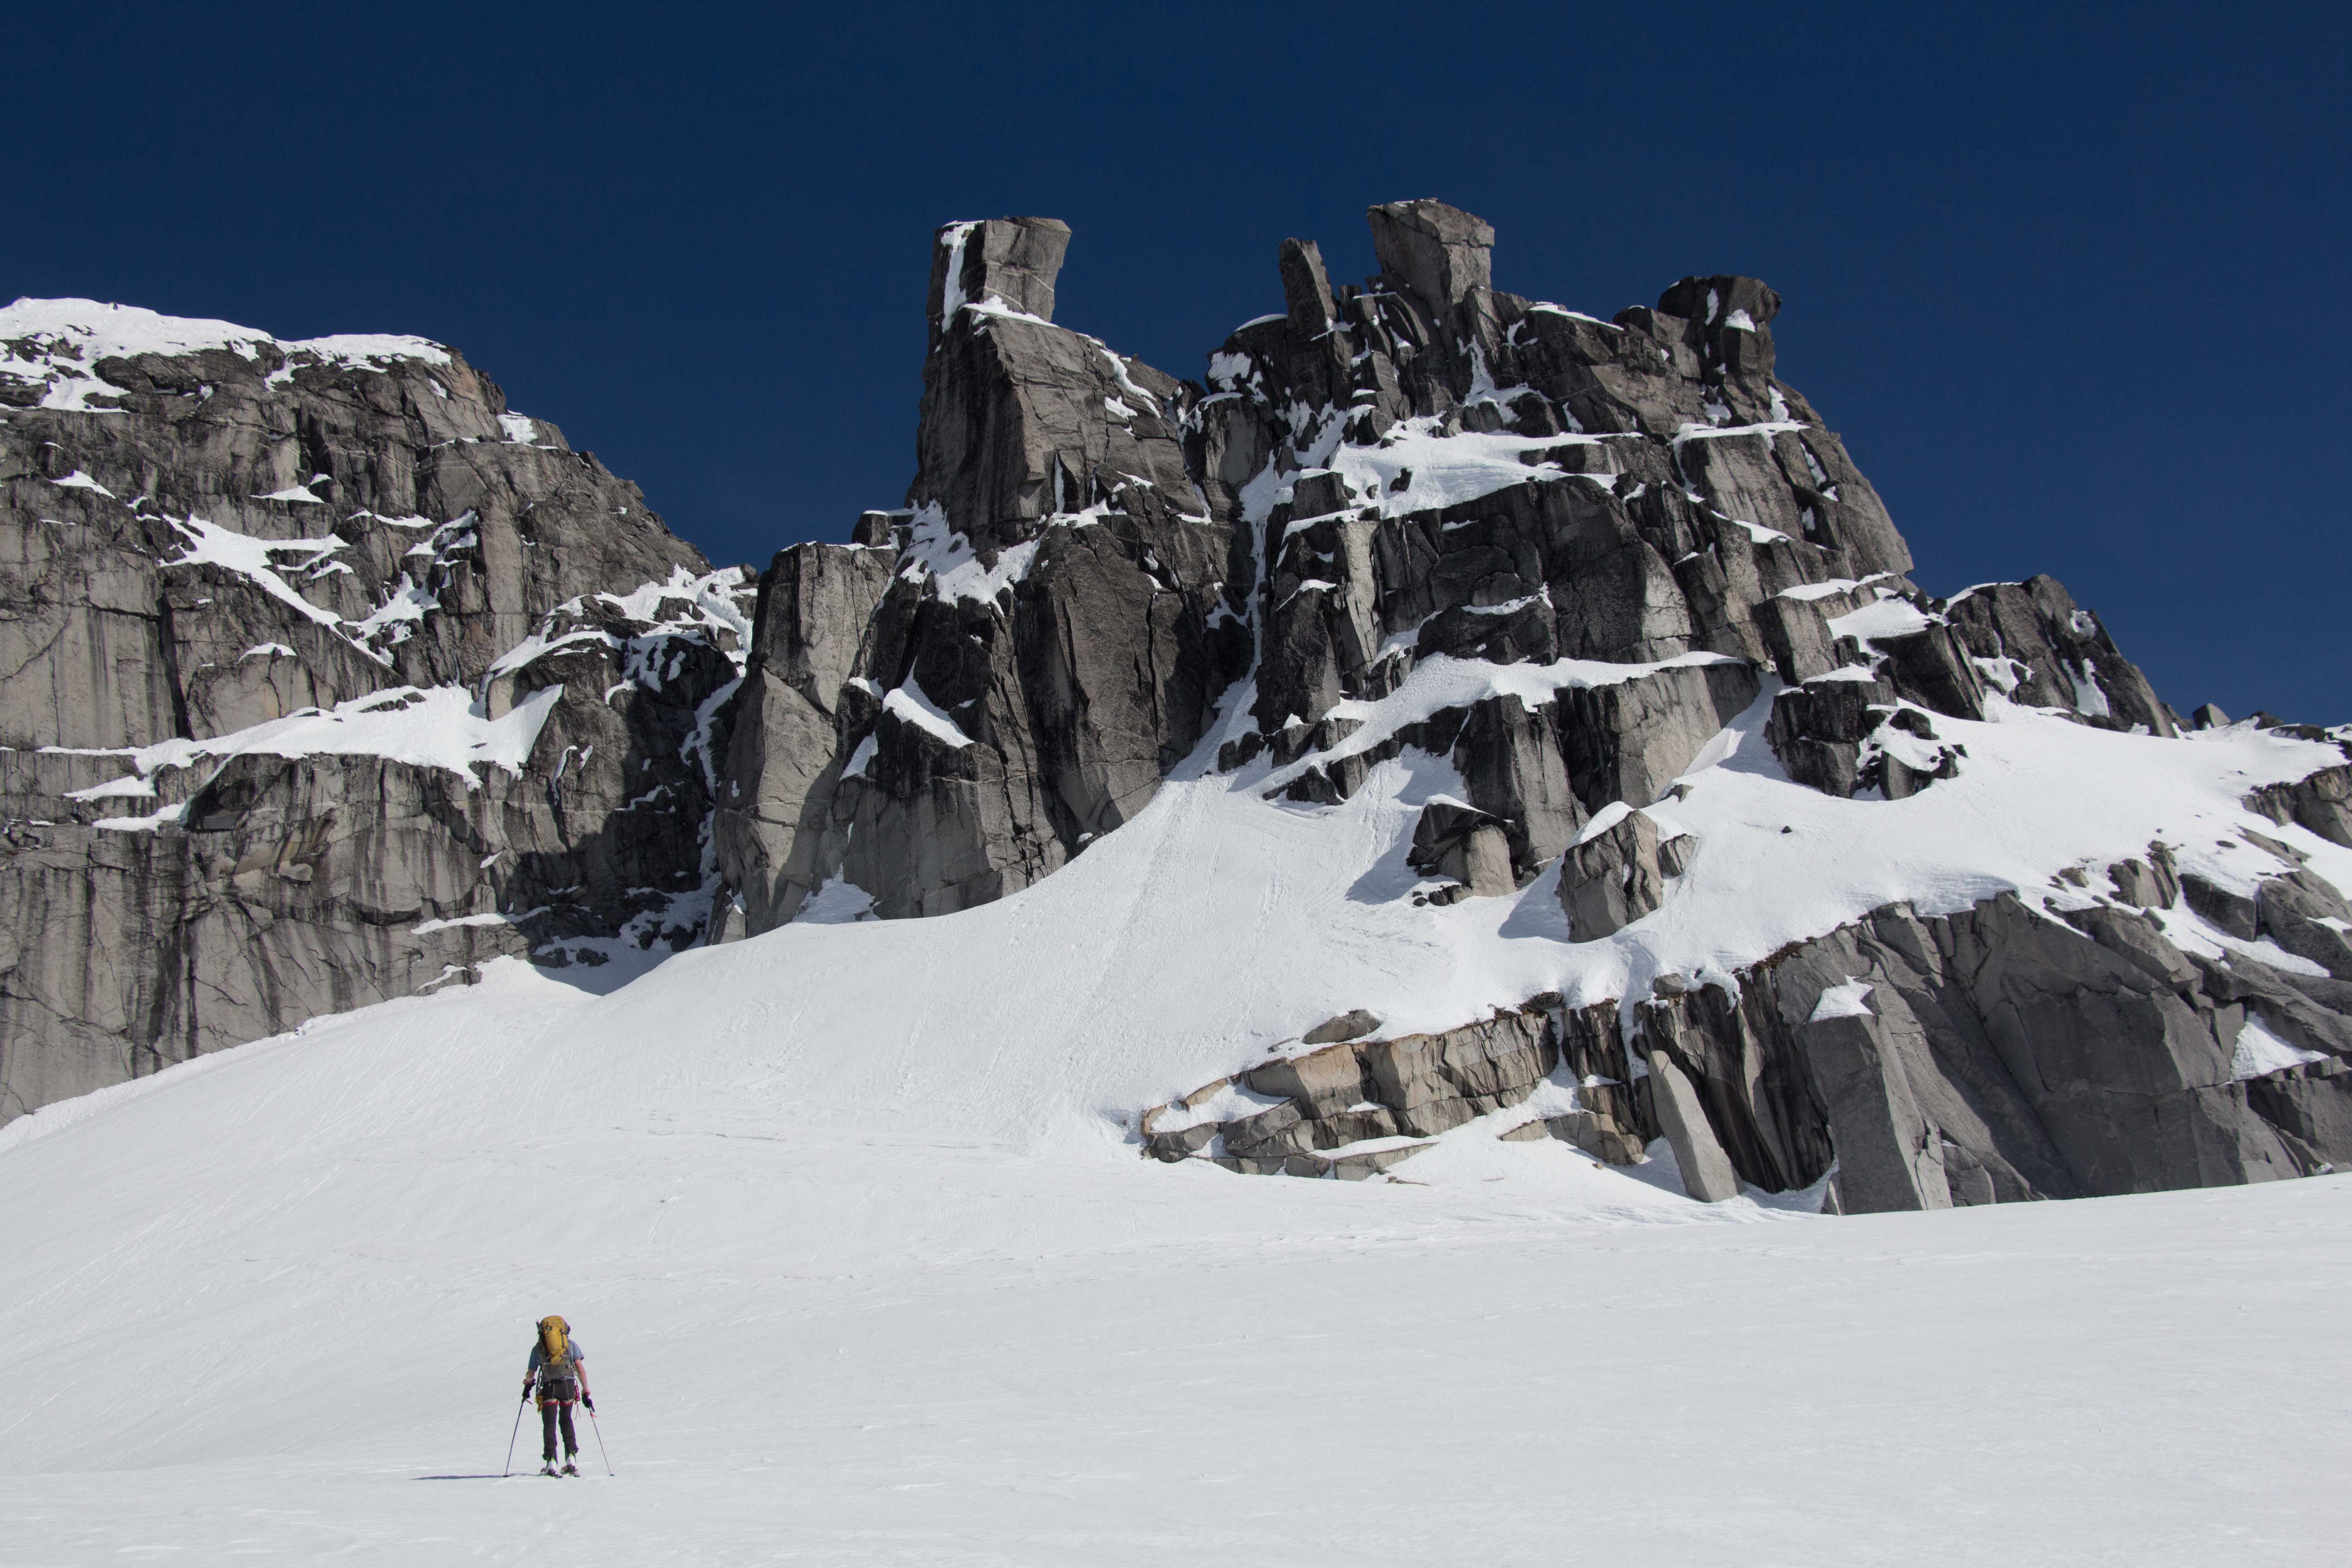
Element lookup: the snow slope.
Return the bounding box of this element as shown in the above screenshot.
[2,695,2349,1563]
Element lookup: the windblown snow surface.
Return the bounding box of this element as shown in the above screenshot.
[3,689,2351,1564]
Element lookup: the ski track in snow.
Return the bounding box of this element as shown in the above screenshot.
[3,685,2351,1561]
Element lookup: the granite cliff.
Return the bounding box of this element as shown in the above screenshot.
[0,302,750,1115]
[7,203,2350,1219]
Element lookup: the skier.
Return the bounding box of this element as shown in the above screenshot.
[521,1315,595,1476]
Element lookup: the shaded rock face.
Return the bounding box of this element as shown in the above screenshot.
[0,303,752,1119]
[709,543,896,933]
[1366,199,1495,312]
[715,505,1248,925]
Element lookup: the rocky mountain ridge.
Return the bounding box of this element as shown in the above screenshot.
[697,200,2352,1211]
[0,299,751,1116]
[6,204,2350,1220]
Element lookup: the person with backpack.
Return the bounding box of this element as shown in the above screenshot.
[521,1315,595,1476]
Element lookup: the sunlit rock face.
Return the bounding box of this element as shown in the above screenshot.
[0,299,753,1116]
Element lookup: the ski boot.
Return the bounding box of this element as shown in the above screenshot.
[562,1459,579,1476]
[540,1460,559,1477]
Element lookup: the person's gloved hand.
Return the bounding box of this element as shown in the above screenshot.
[583,1397,596,1414]
[521,1382,534,1400]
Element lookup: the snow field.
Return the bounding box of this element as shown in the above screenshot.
[3,1004,2347,1567]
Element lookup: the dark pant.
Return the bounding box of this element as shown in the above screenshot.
[539,1401,578,1462]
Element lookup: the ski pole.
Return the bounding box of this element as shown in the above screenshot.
[586,1405,614,1477]
[503,1394,528,1477]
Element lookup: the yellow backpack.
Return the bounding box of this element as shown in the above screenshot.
[535,1316,578,1401]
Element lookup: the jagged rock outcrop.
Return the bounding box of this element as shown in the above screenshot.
[1407,797,1515,897]
[1147,835,2352,1203]
[714,220,1249,926]
[912,217,1201,549]
[710,542,896,932]
[716,199,1934,926]
[1558,804,1666,940]
[0,301,750,1119]
[1099,202,2352,1207]
[1752,569,2184,804]
[1181,201,1950,886]
[1142,1004,1574,1177]
[2248,764,2352,849]
[1946,576,2176,735]
[691,201,2352,1216]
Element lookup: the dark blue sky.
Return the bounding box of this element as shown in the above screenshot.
[12,3,2346,720]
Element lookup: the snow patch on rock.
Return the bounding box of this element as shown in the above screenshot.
[48,684,562,790]
[1809,980,1877,1022]
[0,297,448,411]
[2231,1015,2327,1080]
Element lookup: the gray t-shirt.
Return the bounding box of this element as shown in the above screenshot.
[527,1340,586,1378]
